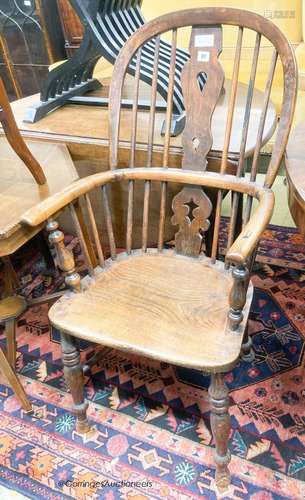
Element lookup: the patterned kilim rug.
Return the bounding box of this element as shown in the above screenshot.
[0,224,305,499]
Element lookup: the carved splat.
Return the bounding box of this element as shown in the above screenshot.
[181,25,224,171]
[172,186,212,256]
[172,26,223,256]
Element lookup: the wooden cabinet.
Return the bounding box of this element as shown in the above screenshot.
[0,0,66,100]
[56,0,83,56]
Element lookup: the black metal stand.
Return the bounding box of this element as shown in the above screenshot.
[24,21,102,123]
[24,0,197,137]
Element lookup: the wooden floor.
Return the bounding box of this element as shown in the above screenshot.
[49,249,253,372]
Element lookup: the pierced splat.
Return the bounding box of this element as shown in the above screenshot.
[172,186,212,257]
[185,199,198,222]
[181,25,224,171]
[172,25,223,257]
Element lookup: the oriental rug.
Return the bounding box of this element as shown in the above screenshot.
[0,224,304,499]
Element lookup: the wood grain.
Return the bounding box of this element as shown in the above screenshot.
[20,168,269,226]
[49,249,253,372]
[109,7,296,186]
[0,139,78,257]
[5,319,16,367]
[0,78,46,185]
[171,186,212,256]
[180,25,224,172]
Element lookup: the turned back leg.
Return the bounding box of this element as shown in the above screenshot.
[241,325,255,362]
[208,373,231,491]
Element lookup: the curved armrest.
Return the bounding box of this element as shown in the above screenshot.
[21,170,117,227]
[21,167,271,242]
[226,188,274,265]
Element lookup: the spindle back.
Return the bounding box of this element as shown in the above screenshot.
[22,9,297,270]
[109,8,296,181]
[107,7,296,259]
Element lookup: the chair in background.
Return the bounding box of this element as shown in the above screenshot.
[0,76,47,412]
[21,7,297,490]
[0,76,79,411]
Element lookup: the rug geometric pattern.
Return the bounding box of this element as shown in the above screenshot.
[0,225,304,499]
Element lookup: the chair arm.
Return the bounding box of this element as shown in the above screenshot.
[21,170,117,227]
[226,188,274,265]
[21,166,270,234]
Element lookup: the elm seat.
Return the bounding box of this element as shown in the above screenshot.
[49,250,253,372]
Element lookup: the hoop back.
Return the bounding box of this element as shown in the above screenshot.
[107,7,297,256]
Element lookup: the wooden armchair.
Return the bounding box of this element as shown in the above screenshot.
[21,7,297,490]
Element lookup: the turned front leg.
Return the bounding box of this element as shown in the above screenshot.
[60,331,90,434]
[209,373,231,491]
[228,262,255,360]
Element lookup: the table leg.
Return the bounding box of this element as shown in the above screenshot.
[5,319,16,368]
[0,346,32,411]
[1,256,19,297]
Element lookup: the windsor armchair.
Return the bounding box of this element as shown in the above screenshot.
[21,7,297,490]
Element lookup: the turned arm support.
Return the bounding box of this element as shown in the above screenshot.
[46,219,81,292]
[226,187,274,266]
[226,187,274,331]
[228,264,249,331]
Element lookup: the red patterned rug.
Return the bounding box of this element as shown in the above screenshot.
[0,224,304,499]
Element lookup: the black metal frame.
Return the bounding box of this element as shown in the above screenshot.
[24,0,201,136]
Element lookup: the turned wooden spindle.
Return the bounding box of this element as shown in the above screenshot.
[228,264,249,330]
[209,373,231,491]
[240,251,256,361]
[241,326,255,362]
[46,218,81,292]
[60,331,90,434]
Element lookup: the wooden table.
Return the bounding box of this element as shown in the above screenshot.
[286,121,305,236]
[8,76,277,165]
[0,139,78,258]
[0,137,78,411]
